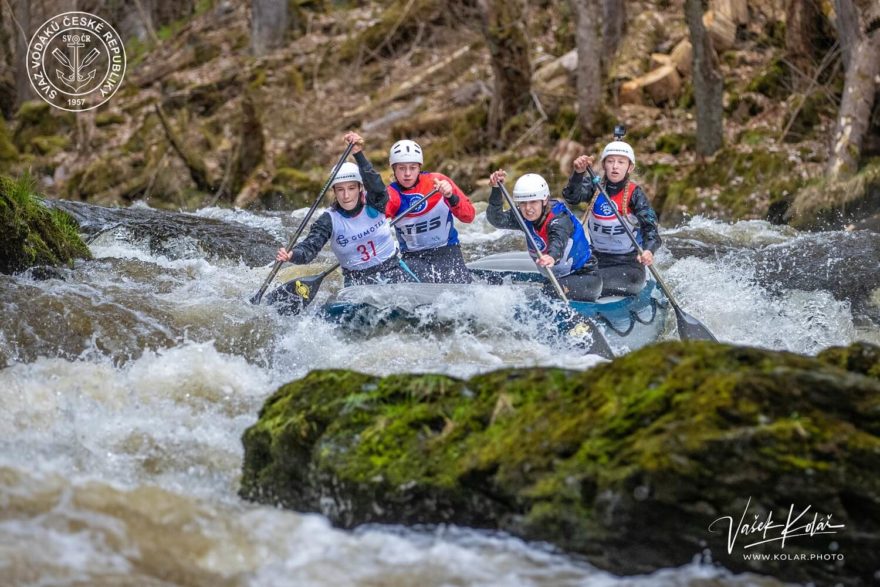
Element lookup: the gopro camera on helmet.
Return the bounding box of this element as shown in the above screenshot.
[613,124,626,140]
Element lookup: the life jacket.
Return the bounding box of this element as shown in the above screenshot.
[389,173,459,252]
[328,204,398,271]
[587,181,641,254]
[525,201,591,277]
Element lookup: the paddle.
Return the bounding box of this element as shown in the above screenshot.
[266,188,441,313]
[497,183,569,302]
[585,167,717,342]
[249,142,356,305]
[497,182,615,359]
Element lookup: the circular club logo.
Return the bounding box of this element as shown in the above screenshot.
[27,12,126,112]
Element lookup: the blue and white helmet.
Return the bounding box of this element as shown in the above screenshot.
[389,139,423,165]
[329,162,363,188]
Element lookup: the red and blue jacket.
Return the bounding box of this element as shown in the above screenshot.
[386,172,475,252]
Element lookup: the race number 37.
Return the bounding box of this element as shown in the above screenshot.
[357,241,378,261]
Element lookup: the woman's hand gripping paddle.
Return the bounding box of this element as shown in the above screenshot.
[249,142,355,305]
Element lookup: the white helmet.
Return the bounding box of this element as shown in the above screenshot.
[512,173,550,202]
[600,140,635,166]
[329,162,362,188]
[389,139,423,165]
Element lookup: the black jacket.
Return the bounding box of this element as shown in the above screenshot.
[562,171,662,254]
[289,152,389,264]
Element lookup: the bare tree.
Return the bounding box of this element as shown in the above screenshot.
[685,0,723,157]
[827,0,880,179]
[13,0,31,106]
[478,0,532,142]
[251,0,288,57]
[785,0,824,85]
[570,0,602,141]
[602,0,626,62]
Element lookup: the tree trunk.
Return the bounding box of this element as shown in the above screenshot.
[685,0,724,157]
[827,0,880,180]
[834,0,861,67]
[251,0,288,57]
[14,0,31,106]
[785,0,823,83]
[602,0,626,63]
[570,0,602,141]
[478,0,532,142]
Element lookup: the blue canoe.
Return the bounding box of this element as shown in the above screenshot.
[317,252,668,354]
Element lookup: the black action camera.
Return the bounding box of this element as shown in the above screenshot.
[613,124,626,140]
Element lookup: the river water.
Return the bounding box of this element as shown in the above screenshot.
[1,200,877,586]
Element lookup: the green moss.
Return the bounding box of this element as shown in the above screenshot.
[192,40,221,66]
[549,106,578,141]
[0,117,18,162]
[0,174,91,274]
[747,57,790,99]
[95,112,126,127]
[30,135,70,156]
[735,129,768,146]
[416,103,489,164]
[654,133,695,155]
[782,91,834,143]
[257,167,326,210]
[664,147,805,220]
[240,342,880,582]
[818,342,880,381]
[248,68,267,91]
[337,0,443,63]
[285,68,306,94]
[12,101,74,155]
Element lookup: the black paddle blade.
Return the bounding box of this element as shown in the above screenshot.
[264,273,331,316]
[674,307,717,342]
[564,315,616,359]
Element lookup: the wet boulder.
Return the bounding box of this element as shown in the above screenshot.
[240,341,880,586]
[0,175,91,274]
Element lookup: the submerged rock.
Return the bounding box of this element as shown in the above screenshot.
[240,341,880,586]
[0,175,91,274]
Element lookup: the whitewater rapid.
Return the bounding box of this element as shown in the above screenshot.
[1,201,876,586]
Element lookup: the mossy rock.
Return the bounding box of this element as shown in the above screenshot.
[747,57,790,100]
[0,174,91,274]
[240,341,880,585]
[654,133,695,156]
[818,342,880,380]
[420,103,489,164]
[0,117,18,162]
[259,167,325,210]
[662,147,805,223]
[786,159,880,230]
[12,101,74,154]
[30,135,71,156]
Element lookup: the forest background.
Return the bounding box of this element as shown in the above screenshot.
[1,0,878,231]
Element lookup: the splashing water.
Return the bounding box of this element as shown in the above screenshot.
[1,201,873,586]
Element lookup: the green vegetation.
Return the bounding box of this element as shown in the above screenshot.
[747,57,790,99]
[0,174,91,274]
[660,146,805,222]
[11,101,74,156]
[0,117,18,163]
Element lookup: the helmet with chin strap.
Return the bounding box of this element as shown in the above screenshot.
[329,162,363,188]
[389,139,423,165]
[512,173,550,202]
